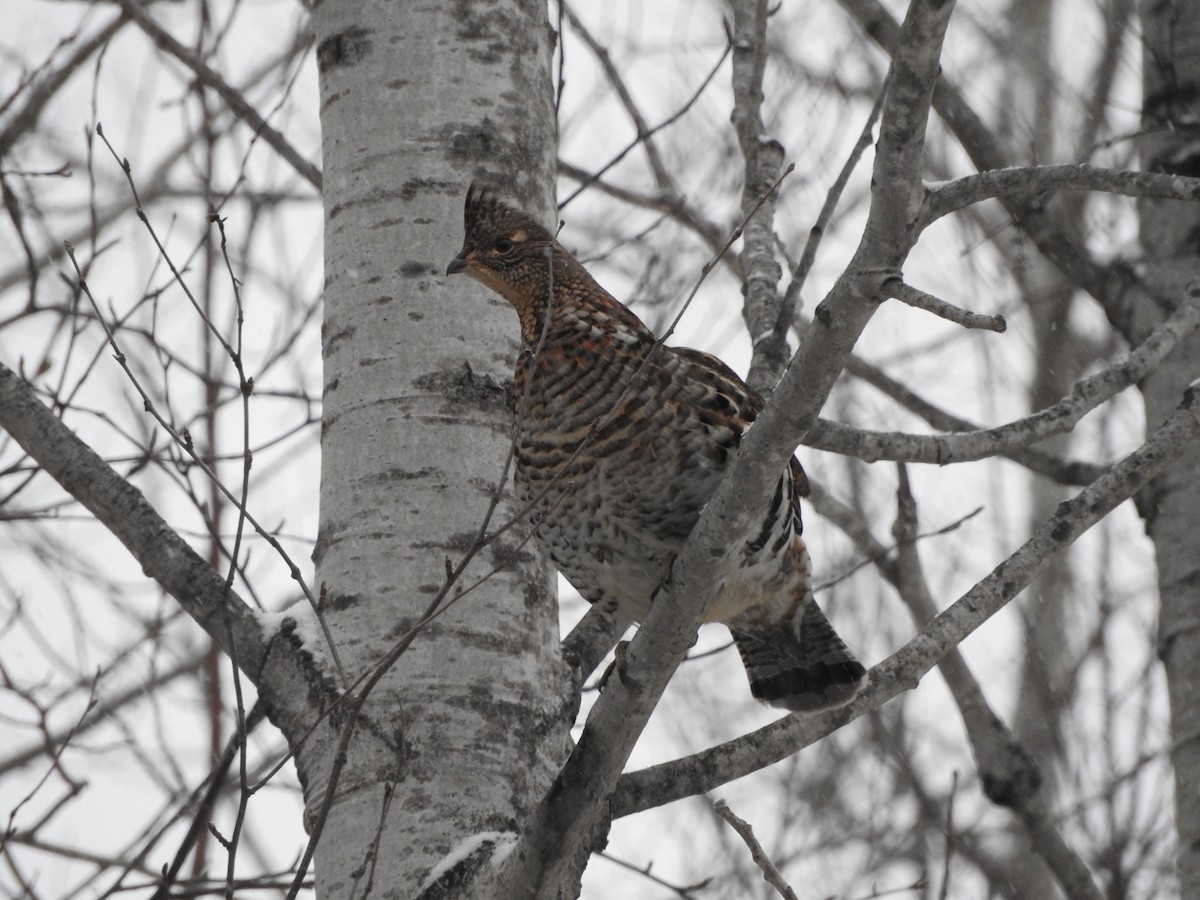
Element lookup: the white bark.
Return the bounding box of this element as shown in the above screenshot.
[308,1,567,896]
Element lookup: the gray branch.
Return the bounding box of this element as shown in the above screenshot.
[892,465,1103,900]
[842,355,1106,484]
[486,2,959,896]
[806,281,1200,465]
[838,0,1144,344]
[923,164,1200,226]
[610,385,1200,818]
[0,13,128,157]
[731,0,788,393]
[888,278,1007,332]
[113,0,321,190]
[0,361,324,742]
[713,800,801,900]
[0,648,208,776]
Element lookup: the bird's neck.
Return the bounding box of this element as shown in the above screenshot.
[515,251,652,352]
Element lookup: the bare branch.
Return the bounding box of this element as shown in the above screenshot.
[0,650,208,776]
[661,164,794,343]
[0,360,326,739]
[611,384,1200,816]
[0,13,127,157]
[922,164,1200,227]
[842,355,1106,484]
[778,80,886,333]
[560,3,677,199]
[806,281,1200,466]
[838,0,1146,342]
[557,15,731,211]
[111,0,321,190]
[491,4,959,895]
[730,0,788,392]
[937,772,958,900]
[713,799,800,900]
[887,278,1007,333]
[60,239,346,683]
[557,160,739,276]
[892,465,1104,900]
[595,851,712,898]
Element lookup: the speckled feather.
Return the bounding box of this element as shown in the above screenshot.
[446,185,866,712]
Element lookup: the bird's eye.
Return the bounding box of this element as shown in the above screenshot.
[493,238,515,255]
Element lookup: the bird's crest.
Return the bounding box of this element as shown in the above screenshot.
[463,183,554,249]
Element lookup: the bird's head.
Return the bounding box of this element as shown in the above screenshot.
[445,184,558,309]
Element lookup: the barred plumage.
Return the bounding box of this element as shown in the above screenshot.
[446,185,867,712]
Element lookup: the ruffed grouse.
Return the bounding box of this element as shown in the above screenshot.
[446,185,867,712]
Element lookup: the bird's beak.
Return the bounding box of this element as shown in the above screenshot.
[446,254,468,276]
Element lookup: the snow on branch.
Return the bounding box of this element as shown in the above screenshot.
[0,360,328,740]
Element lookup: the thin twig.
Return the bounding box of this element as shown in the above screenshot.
[887,278,1007,332]
[3,674,99,830]
[147,705,266,900]
[0,651,210,775]
[595,851,711,898]
[112,0,321,189]
[778,78,887,330]
[937,771,958,900]
[712,799,800,900]
[354,782,395,900]
[813,503,983,593]
[561,3,676,196]
[557,160,738,275]
[60,241,347,684]
[93,125,238,360]
[558,25,731,209]
[0,12,127,156]
[610,385,1200,818]
[661,164,794,343]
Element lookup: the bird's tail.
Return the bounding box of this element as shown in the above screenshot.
[731,601,867,713]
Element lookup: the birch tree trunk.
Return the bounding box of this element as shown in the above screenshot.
[10,2,1200,896]
[307,1,567,894]
[1140,2,1200,894]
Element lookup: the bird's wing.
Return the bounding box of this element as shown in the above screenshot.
[668,345,809,498]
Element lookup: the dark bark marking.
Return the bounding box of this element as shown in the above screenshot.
[413,362,511,413]
[316,28,373,73]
